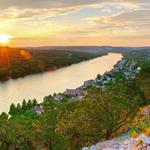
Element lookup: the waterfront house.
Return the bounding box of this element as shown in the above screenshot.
[34,104,44,115]
[65,88,82,96]
[54,94,63,101]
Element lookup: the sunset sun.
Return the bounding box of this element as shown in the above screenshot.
[0,34,11,44]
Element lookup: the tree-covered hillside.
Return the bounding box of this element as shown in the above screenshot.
[0,47,104,81]
[0,49,149,150]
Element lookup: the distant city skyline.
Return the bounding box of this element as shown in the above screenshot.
[0,0,150,47]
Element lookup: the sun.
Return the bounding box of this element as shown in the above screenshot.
[0,34,11,44]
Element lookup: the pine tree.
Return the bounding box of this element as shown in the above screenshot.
[96,74,101,80]
[9,103,16,116]
[0,112,8,120]
[27,100,32,109]
[32,99,37,107]
[16,103,22,114]
[22,99,27,112]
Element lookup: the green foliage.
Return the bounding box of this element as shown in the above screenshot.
[16,103,22,113]
[27,100,32,110]
[0,67,9,80]
[130,116,150,138]
[9,103,17,116]
[0,98,67,150]
[57,73,148,149]
[24,110,39,119]
[96,74,101,80]
[0,50,150,149]
[0,112,8,120]
[22,99,27,113]
[32,99,37,107]
[112,71,126,81]
[0,47,103,81]
[136,70,150,100]
[9,99,40,117]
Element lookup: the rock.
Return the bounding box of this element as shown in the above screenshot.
[123,140,129,145]
[144,138,150,145]
[82,134,150,150]
[138,134,150,144]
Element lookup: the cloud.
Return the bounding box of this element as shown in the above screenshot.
[0,0,149,46]
[0,0,149,9]
[0,7,81,20]
[88,9,150,31]
[72,8,150,45]
[0,0,100,9]
[0,1,100,20]
[0,0,149,20]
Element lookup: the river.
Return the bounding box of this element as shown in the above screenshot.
[0,53,122,113]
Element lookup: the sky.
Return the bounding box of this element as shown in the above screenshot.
[0,0,150,47]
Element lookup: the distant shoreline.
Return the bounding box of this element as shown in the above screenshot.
[0,47,105,82]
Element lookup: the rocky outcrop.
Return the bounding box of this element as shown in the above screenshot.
[82,134,150,150]
[82,106,150,150]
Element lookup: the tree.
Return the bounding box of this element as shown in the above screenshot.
[35,96,67,149]
[57,77,147,149]
[0,67,9,80]
[0,112,8,120]
[27,100,32,110]
[9,103,17,116]
[96,74,101,80]
[16,103,22,114]
[22,99,27,112]
[32,99,37,107]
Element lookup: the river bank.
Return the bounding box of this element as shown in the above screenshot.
[1,50,149,150]
[0,53,122,113]
[0,47,103,81]
[53,56,140,102]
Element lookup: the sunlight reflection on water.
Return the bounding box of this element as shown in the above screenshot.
[0,53,123,113]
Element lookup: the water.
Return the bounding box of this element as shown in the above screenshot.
[0,53,122,113]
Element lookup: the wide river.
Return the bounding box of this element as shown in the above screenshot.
[0,53,122,113]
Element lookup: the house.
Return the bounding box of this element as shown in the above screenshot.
[111,68,119,73]
[64,88,82,96]
[54,94,63,101]
[34,104,44,115]
[104,71,113,77]
[84,80,97,87]
[117,59,126,67]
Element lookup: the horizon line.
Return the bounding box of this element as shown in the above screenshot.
[1,45,150,48]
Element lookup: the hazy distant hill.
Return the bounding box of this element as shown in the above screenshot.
[23,46,150,53]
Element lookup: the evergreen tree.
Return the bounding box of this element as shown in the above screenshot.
[96,74,101,80]
[9,103,16,116]
[16,103,22,114]
[0,112,8,120]
[27,100,32,110]
[32,99,37,107]
[22,99,27,112]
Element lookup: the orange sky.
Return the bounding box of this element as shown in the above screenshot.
[0,0,150,47]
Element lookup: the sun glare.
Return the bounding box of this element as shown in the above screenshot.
[0,34,11,44]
